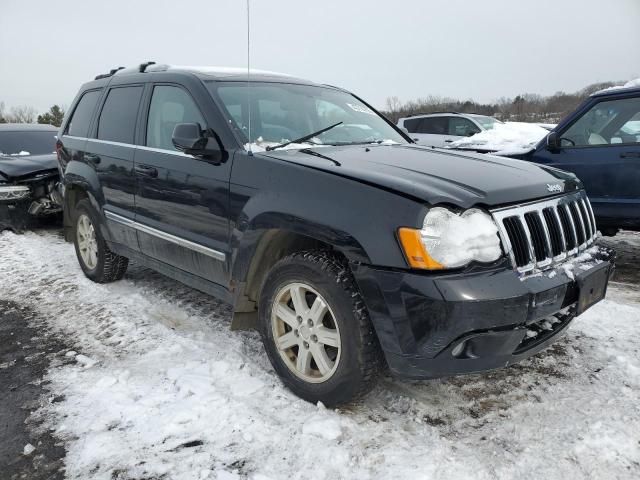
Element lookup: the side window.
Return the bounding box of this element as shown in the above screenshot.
[146,85,206,151]
[417,117,448,135]
[614,111,640,144]
[97,86,143,144]
[561,97,640,147]
[403,118,421,133]
[449,117,481,136]
[66,90,101,137]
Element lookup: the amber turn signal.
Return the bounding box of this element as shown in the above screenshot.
[397,228,444,270]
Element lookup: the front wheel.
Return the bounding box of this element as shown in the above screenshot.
[259,251,381,406]
[72,199,128,283]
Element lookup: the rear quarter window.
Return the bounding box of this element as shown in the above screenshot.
[66,90,101,138]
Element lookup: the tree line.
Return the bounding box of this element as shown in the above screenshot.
[0,102,65,127]
[0,79,623,128]
[383,81,620,124]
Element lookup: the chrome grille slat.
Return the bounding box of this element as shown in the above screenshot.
[519,214,538,268]
[571,202,588,247]
[579,198,594,242]
[585,198,597,235]
[535,210,553,265]
[551,206,567,253]
[491,191,598,274]
[563,204,580,252]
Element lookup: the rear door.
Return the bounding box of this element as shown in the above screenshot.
[534,95,640,228]
[405,116,450,146]
[133,82,232,285]
[88,84,144,247]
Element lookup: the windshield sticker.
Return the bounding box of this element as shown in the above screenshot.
[346,103,376,116]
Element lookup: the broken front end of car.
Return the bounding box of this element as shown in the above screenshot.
[0,170,62,232]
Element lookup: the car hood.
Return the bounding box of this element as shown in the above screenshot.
[259,144,582,208]
[0,153,58,181]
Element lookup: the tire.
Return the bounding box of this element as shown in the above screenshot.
[259,250,381,406]
[72,199,128,283]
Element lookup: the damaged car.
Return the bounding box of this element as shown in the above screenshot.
[0,124,63,231]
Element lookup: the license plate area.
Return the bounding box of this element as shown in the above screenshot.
[575,262,611,315]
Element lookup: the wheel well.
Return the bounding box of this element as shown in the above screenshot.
[231,229,343,330]
[62,186,89,241]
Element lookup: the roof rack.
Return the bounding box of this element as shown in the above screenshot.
[94,66,125,80]
[138,61,156,72]
[94,61,156,80]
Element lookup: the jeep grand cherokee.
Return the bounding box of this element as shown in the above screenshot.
[56,63,615,405]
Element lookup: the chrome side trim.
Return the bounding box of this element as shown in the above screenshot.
[62,135,193,158]
[136,145,193,157]
[104,211,226,262]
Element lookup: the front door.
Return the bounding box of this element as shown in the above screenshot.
[534,95,640,229]
[134,84,231,285]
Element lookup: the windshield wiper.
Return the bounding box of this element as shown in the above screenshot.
[265,122,343,151]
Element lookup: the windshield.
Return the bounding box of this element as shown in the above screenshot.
[0,131,56,156]
[469,115,502,130]
[208,82,407,149]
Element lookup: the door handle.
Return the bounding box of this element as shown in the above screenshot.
[620,152,640,158]
[444,140,453,143]
[135,165,158,178]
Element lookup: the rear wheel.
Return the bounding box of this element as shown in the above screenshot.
[259,250,381,405]
[72,199,128,283]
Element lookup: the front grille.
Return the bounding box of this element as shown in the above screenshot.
[492,191,597,273]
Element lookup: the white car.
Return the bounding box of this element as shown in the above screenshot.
[397,112,502,147]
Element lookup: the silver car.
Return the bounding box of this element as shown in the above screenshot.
[397,112,502,147]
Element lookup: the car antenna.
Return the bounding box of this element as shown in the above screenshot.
[246,0,253,156]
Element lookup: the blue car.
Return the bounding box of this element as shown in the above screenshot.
[523,84,640,236]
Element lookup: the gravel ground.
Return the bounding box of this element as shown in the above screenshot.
[0,229,639,479]
[0,301,66,480]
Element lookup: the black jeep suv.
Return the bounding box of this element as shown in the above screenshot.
[57,63,615,405]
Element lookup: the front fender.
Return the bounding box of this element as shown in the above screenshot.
[229,212,371,288]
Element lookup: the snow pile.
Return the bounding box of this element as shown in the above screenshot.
[539,244,605,281]
[23,444,36,456]
[1,231,639,479]
[450,121,549,156]
[596,78,640,94]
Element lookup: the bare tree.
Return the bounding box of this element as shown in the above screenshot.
[7,105,38,123]
[0,101,6,123]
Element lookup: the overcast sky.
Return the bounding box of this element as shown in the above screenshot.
[1,0,639,113]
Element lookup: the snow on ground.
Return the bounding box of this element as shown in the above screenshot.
[1,231,639,479]
[450,122,549,156]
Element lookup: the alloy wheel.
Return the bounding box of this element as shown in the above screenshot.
[271,282,342,383]
[77,214,98,270]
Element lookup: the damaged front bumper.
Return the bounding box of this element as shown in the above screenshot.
[0,178,62,231]
[352,243,615,380]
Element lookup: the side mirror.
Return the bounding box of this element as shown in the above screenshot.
[172,123,223,161]
[546,131,560,151]
[400,126,410,135]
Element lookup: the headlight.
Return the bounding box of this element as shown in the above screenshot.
[0,185,31,202]
[398,207,502,270]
